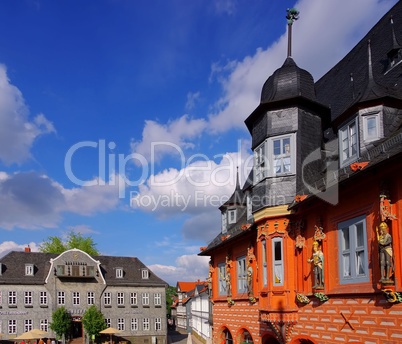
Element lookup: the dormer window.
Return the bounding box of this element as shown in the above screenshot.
[228,209,237,224]
[246,195,253,220]
[222,212,227,233]
[339,118,358,167]
[116,268,123,278]
[142,269,149,279]
[362,111,381,143]
[25,264,34,276]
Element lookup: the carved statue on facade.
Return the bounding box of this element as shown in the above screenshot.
[377,222,394,283]
[225,255,232,297]
[207,260,214,297]
[307,241,324,288]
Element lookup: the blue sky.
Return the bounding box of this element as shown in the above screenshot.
[0,0,397,286]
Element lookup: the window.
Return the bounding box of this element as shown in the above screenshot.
[8,319,17,334]
[40,291,48,306]
[72,292,80,305]
[87,292,95,305]
[155,318,162,331]
[104,292,111,306]
[117,318,125,331]
[236,256,247,293]
[105,318,111,328]
[362,113,380,142]
[8,291,17,306]
[24,291,33,306]
[130,292,138,306]
[116,268,123,278]
[222,212,227,233]
[218,262,227,296]
[40,319,49,332]
[154,293,161,306]
[338,215,369,284]
[25,264,34,276]
[58,291,65,305]
[117,292,124,306]
[142,269,149,279]
[24,319,33,332]
[262,239,268,287]
[131,318,138,331]
[272,237,284,286]
[142,293,149,306]
[254,134,296,184]
[272,135,293,175]
[339,118,358,166]
[246,195,253,220]
[254,141,266,183]
[228,209,237,224]
[143,318,150,331]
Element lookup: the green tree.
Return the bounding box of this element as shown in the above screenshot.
[39,231,100,255]
[166,285,177,316]
[82,305,107,341]
[50,306,71,343]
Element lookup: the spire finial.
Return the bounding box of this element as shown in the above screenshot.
[368,39,374,82]
[286,8,299,57]
[235,166,240,191]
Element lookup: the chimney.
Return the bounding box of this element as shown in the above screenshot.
[25,245,31,252]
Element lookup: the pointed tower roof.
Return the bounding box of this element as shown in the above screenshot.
[219,167,246,210]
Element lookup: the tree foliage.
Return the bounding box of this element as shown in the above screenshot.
[166,285,177,316]
[50,306,71,340]
[82,305,107,337]
[39,231,99,255]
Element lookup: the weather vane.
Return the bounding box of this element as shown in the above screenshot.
[286,8,300,57]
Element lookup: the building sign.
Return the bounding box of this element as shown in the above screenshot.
[0,310,28,315]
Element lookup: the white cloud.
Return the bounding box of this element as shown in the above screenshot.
[0,64,55,165]
[185,91,201,111]
[131,115,207,161]
[0,241,39,258]
[0,171,121,230]
[148,254,210,286]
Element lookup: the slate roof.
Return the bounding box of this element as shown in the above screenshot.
[0,250,167,286]
[315,1,402,122]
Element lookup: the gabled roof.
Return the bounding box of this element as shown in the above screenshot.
[176,280,206,292]
[0,250,167,286]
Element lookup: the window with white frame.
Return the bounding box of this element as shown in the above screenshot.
[228,209,237,224]
[362,113,380,142]
[154,293,161,306]
[131,318,138,331]
[24,291,33,306]
[142,269,149,279]
[8,319,16,334]
[25,264,34,276]
[262,239,268,287]
[72,292,80,305]
[117,318,125,331]
[8,291,16,306]
[254,141,266,183]
[40,291,48,306]
[58,291,65,305]
[246,195,253,220]
[339,118,358,166]
[116,268,123,278]
[236,256,247,293]
[104,292,111,306]
[155,318,162,331]
[105,318,111,328]
[218,262,227,296]
[24,319,33,332]
[142,292,149,306]
[117,292,124,306]
[130,292,138,306]
[272,237,284,286]
[338,215,369,284]
[272,135,293,175]
[143,318,150,331]
[40,319,49,332]
[221,212,227,233]
[87,292,95,305]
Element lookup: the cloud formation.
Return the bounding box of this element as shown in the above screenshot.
[0,64,55,165]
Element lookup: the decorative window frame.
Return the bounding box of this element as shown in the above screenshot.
[142,292,149,306]
[143,318,150,331]
[8,319,17,335]
[222,212,227,233]
[117,292,124,306]
[155,317,162,331]
[154,293,162,306]
[141,269,149,279]
[116,268,123,278]
[130,292,138,306]
[87,291,95,305]
[24,291,33,307]
[72,291,80,305]
[104,292,111,306]
[8,291,17,306]
[228,209,237,224]
[117,318,125,331]
[338,215,369,284]
[261,239,268,287]
[40,291,48,306]
[361,111,381,143]
[131,318,138,331]
[236,256,247,294]
[272,237,284,287]
[218,262,227,296]
[25,264,34,276]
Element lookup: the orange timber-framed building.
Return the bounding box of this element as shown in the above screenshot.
[199,2,402,344]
